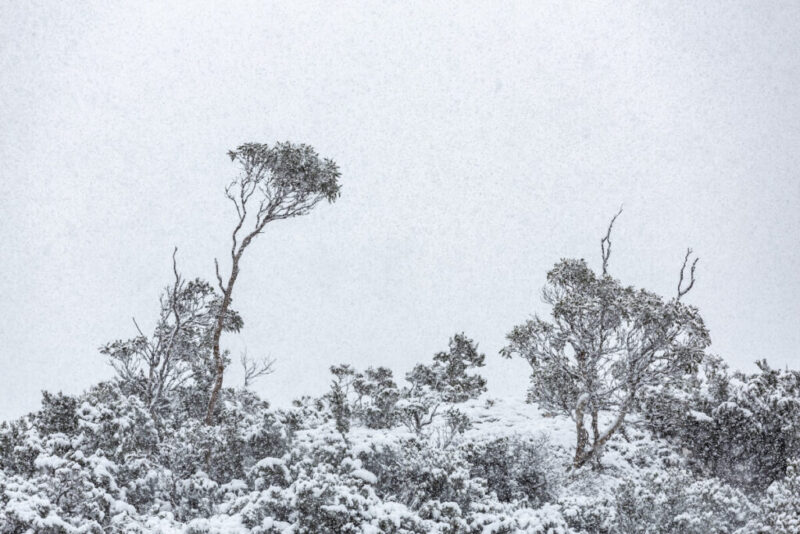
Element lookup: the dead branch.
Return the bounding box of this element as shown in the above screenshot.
[214,258,225,293]
[240,349,276,388]
[601,206,623,276]
[677,248,699,300]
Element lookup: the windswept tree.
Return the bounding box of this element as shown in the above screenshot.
[206,142,342,423]
[501,212,710,467]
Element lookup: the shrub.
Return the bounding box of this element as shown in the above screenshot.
[464,434,560,507]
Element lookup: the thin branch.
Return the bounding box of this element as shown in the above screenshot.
[131,317,147,339]
[171,246,180,285]
[601,206,623,276]
[151,248,184,410]
[240,350,276,388]
[677,248,699,300]
[214,258,225,293]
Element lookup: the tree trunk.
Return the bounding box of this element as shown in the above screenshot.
[204,257,240,425]
[573,394,590,467]
[573,404,629,468]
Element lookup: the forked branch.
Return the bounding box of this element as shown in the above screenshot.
[240,350,276,388]
[677,248,699,300]
[214,258,225,293]
[601,206,623,276]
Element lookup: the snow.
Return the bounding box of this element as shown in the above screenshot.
[2,370,797,533]
[689,409,713,423]
[351,468,377,484]
[186,514,249,534]
[34,453,67,471]
[460,396,576,451]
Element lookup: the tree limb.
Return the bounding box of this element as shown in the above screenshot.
[601,206,623,276]
[677,248,699,300]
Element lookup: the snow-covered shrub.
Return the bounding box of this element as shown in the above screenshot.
[405,333,487,405]
[0,383,165,531]
[358,436,487,511]
[0,469,105,534]
[0,419,41,477]
[0,443,122,532]
[232,435,383,533]
[559,489,615,534]
[464,434,560,507]
[121,456,175,515]
[76,383,160,459]
[432,407,472,448]
[34,391,79,437]
[746,458,800,534]
[640,356,800,492]
[174,470,218,521]
[396,385,442,435]
[612,469,754,534]
[328,378,352,442]
[159,388,288,485]
[352,366,400,429]
[279,395,330,434]
[461,499,575,534]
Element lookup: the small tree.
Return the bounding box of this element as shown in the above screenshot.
[101,249,242,420]
[501,214,710,467]
[326,365,354,444]
[399,333,486,434]
[352,366,400,429]
[409,333,487,403]
[206,142,341,424]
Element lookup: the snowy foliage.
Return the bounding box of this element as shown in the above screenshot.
[640,355,800,492]
[4,377,798,533]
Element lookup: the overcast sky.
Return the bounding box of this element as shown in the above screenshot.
[1,2,799,421]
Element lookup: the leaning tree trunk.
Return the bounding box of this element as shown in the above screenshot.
[573,402,629,468]
[204,254,241,425]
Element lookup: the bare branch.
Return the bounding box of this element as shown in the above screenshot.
[171,247,180,287]
[240,350,276,388]
[131,317,147,339]
[600,206,623,276]
[214,258,225,293]
[677,248,699,300]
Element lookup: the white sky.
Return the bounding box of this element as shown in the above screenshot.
[1,2,799,421]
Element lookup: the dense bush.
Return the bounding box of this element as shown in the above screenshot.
[746,458,800,533]
[612,470,755,534]
[3,365,799,533]
[640,355,800,492]
[464,435,559,507]
[359,437,486,511]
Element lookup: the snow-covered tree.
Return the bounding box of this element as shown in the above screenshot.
[351,366,400,429]
[501,215,710,467]
[100,250,242,420]
[407,333,487,404]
